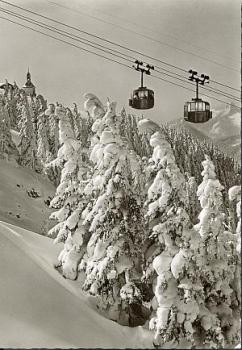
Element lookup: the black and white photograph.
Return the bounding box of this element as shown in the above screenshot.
[0,0,241,348]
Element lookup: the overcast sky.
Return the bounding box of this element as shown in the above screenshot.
[0,0,240,122]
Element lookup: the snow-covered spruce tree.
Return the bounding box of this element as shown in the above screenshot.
[119,109,150,158]
[140,121,240,229]
[4,83,20,130]
[81,99,149,326]
[0,95,18,160]
[37,112,53,167]
[184,174,200,224]
[35,94,50,166]
[48,106,91,280]
[228,185,241,252]
[145,132,203,347]
[70,103,82,140]
[36,94,47,113]
[43,104,62,185]
[45,103,60,159]
[18,95,40,171]
[228,185,241,339]
[194,155,240,348]
[67,103,93,149]
[83,93,106,120]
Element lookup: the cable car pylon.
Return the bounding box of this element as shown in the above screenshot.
[184,69,212,123]
[129,60,154,110]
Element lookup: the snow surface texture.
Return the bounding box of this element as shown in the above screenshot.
[0,159,55,234]
[0,220,153,348]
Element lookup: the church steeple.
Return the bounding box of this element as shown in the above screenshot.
[22,68,36,96]
[26,67,31,82]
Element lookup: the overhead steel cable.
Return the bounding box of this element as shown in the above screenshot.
[154,68,240,101]
[45,0,239,73]
[0,7,134,64]
[209,79,241,92]
[0,15,240,110]
[72,1,234,62]
[0,0,240,93]
[0,0,191,73]
[152,74,241,110]
[0,6,240,102]
[147,65,240,100]
[0,15,133,70]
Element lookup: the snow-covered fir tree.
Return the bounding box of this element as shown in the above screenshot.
[119,109,150,158]
[80,98,149,326]
[145,131,203,347]
[18,95,40,171]
[70,103,82,140]
[48,106,91,280]
[83,93,106,120]
[45,103,60,159]
[228,185,241,340]
[137,118,240,230]
[37,112,53,166]
[3,82,20,130]
[228,185,241,252]
[194,155,240,348]
[43,103,62,184]
[0,95,18,160]
[184,174,200,224]
[70,102,94,149]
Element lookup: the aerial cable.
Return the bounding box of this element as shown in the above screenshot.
[152,74,241,110]
[0,0,190,73]
[45,0,238,72]
[155,68,240,101]
[209,79,241,92]
[80,2,234,62]
[0,15,133,70]
[0,6,239,101]
[0,7,134,64]
[145,64,240,100]
[0,15,240,110]
[0,0,240,92]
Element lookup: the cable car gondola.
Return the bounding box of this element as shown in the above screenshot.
[184,70,212,123]
[129,60,154,110]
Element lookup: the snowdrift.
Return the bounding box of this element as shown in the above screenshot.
[0,159,55,234]
[0,221,152,348]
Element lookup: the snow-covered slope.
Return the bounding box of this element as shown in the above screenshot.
[0,159,55,234]
[0,221,152,348]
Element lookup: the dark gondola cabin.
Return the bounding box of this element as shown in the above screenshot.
[184,98,212,123]
[184,69,212,123]
[129,87,154,110]
[129,60,154,110]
